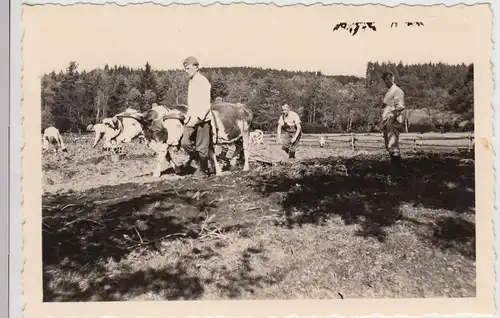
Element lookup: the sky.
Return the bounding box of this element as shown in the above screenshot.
[23,3,485,77]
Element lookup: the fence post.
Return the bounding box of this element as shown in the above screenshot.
[413,138,417,151]
[467,132,473,152]
[350,132,355,151]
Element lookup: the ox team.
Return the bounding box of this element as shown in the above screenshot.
[43,57,405,175]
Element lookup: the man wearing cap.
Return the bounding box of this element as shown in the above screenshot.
[276,104,302,159]
[180,56,213,177]
[380,71,406,165]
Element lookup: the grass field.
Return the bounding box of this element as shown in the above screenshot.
[42,133,476,301]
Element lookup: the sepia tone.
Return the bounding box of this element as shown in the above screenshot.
[22,2,494,318]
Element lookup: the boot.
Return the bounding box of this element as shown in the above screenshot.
[390,154,401,166]
[192,157,209,179]
[281,145,289,154]
[182,153,198,171]
[390,154,403,178]
[207,160,216,175]
[289,151,296,159]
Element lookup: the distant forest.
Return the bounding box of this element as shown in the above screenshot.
[41,61,474,134]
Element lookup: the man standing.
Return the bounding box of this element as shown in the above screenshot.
[180,56,213,177]
[277,104,302,159]
[380,71,406,165]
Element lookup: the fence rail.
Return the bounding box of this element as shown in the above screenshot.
[63,131,475,152]
[262,131,475,152]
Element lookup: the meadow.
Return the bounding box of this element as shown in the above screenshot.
[42,132,476,301]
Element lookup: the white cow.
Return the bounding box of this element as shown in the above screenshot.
[250,129,264,145]
[42,126,67,153]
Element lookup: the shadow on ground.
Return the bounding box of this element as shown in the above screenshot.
[42,182,211,301]
[43,261,205,301]
[42,176,279,301]
[251,151,476,254]
[42,151,476,301]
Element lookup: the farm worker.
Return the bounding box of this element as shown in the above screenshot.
[42,126,68,153]
[88,123,107,148]
[380,71,406,165]
[102,116,120,130]
[102,116,123,150]
[276,104,302,159]
[180,56,214,177]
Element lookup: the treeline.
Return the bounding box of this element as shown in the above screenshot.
[41,61,474,134]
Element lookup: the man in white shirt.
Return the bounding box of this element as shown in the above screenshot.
[180,56,213,177]
[380,71,406,165]
[276,104,302,159]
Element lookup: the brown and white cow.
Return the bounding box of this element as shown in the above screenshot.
[115,102,253,178]
[210,102,253,171]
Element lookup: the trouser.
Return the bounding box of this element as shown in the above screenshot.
[181,121,212,162]
[281,130,302,158]
[383,119,401,159]
[42,136,51,150]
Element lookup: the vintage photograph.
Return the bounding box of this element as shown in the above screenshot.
[21,2,494,316]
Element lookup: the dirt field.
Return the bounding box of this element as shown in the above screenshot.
[42,135,476,301]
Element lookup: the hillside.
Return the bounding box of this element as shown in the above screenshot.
[41,61,473,133]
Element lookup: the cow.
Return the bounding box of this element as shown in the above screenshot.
[250,129,264,145]
[209,101,253,173]
[98,108,145,152]
[42,126,68,153]
[115,102,253,178]
[319,136,326,148]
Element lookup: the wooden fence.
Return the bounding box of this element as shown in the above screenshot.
[261,132,475,152]
[63,131,475,152]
